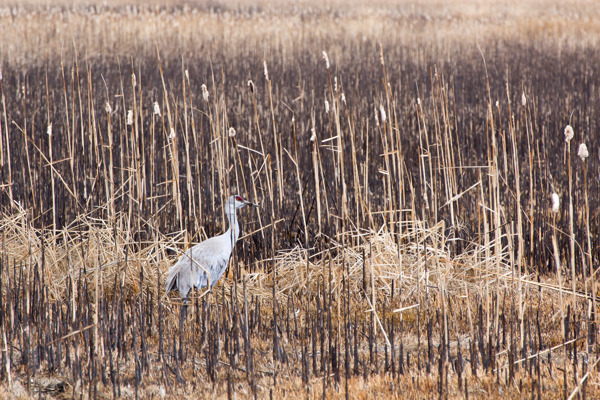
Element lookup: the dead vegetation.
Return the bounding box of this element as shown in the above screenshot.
[1,0,599,398]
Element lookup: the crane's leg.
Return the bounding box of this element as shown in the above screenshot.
[176,294,190,382]
[180,296,189,325]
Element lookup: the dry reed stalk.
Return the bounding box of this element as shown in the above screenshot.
[565,125,576,308]
[0,69,12,204]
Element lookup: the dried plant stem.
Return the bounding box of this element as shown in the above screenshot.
[567,140,576,306]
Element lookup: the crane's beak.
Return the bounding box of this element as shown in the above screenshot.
[245,200,260,208]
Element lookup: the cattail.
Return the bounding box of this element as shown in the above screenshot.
[379,105,386,123]
[417,97,421,105]
[248,80,255,93]
[324,100,330,114]
[521,92,526,106]
[185,69,189,80]
[127,110,133,125]
[169,128,175,139]
[341,93,346,104]
[564,125,574,142]
[47,123,52,136]
[263,61,269,81]
[228,127,236,137]
[310,128,316,142]
[578,143,589,160]
[153,101,161,116]
[379,42,385,66]
[132,73,136,88]
[551,193,560,213]
[495,100,499,108]
[334,77,338,92]
[201,84,209,102]
[105,101,112,114]
[322,51,330,69]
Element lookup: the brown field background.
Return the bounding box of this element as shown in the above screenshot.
[1,0,600,399]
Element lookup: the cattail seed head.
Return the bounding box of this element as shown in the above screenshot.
[263,61,269,81]
[228,127,236,137]
[127,110,133,125]
[334,77,338,92]
[153,101,161,116]
[310,128,316,142]
[201,84,209,102]
[47,123,52,136]
[551,193,560,213]
[325,100,330,114]
[322,51,330,69]
[379,105,386,123]
[564,125,574,142]
[105,101,112,114]
[417,97,421,105]
[185,69,189,80]
[521,92,526,106]
[341,93,346,104]
[495,100,499,108]
[578,143,589,160]
[248,80,255,93]
[132,73,136,88]
[169,128,175,139]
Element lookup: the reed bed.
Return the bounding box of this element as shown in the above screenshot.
[1,1,599,398]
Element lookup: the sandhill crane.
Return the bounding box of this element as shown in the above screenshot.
[165,195,258,322]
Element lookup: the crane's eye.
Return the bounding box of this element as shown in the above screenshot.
[235,196,244,202]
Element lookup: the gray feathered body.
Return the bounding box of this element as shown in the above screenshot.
[165,197,242,299]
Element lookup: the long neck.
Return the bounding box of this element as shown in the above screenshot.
[225,208,240,245]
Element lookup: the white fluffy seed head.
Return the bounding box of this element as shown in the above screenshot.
[105,101,112,114]
[379,105,386,123]
[132,73,136,88]
[322,51,330,69]
[310,128,316,142]
[325,100,330,114]
[564,125,574,142]
[495,100,499,108]
[169,128,175,139]
[127,110,133,125]
[248,80,255,93]
[185,69,189,80]
[521,92,526,106]
[551,193,560,213]
[578,143,589,160]
[47,123,52,136]
[153,101,161,116]
[341,93,346,104]
[228,127,236,137]
[201,84,209,102]
[263,61,269,81]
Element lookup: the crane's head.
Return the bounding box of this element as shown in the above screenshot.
[227,195,259,212]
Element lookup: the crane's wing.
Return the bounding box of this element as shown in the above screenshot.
[165,236,232,299]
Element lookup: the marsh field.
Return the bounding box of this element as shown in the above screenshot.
[1,0,600,398]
